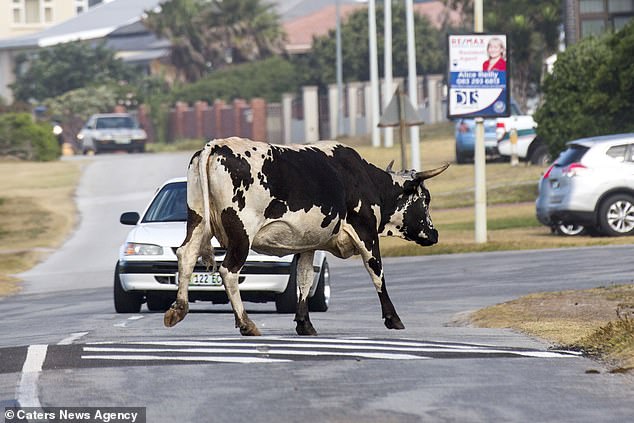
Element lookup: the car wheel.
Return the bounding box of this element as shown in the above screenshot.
[598,194,634,236]
[114,262,142,313]
[554,223,586,236]
[275,255,298,313]
[308,260,330,312]
[146,293,174,312]
[529,144,550,166]
[455,150,469,164]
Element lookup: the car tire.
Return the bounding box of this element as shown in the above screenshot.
[275,255,298,314]
[529,144,550,166]
[146,293,174,312]
[598,194,634,236]
[554,223,586,236]
[455,150,469,164]
[114,262,142,313]
[308,260,330,312]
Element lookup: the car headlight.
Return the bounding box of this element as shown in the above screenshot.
[77,133,84,140]
[124,242,163,256]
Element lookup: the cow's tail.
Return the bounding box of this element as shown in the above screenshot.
[198,144,212,238]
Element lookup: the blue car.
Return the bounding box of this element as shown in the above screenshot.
[454,118,499,164]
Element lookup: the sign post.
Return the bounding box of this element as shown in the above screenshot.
[447,31,510,243]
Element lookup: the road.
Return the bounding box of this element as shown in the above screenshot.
[1,152,633,423]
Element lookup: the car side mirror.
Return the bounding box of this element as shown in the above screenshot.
[120,212,140,225]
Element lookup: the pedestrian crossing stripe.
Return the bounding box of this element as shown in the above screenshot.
[79,337,581,364]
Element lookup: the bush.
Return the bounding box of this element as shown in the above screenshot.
[170,57,301,103]
[0,113,59,161]
[535,21,634,156]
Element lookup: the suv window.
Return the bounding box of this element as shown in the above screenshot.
[143,182,187,222]
[606,144,629,162]
[555,145,589,166]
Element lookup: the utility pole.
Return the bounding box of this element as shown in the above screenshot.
[336,0,344,138]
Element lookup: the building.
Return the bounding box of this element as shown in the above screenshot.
[0,0,105,41]
[565,0,634,45]
[0,0,164,103]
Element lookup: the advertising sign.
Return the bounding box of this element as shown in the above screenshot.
[447,34,510,118]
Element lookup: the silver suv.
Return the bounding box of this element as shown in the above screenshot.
[536,133,634,236]
[77,113,147,154]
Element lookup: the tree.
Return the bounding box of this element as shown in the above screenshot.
[143,0,285,83]
[10,41,135,103]
[446,0,561,109]
[292,3,446,89]
[535,21,634,156]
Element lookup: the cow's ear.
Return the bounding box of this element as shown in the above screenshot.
[415,162,450,181]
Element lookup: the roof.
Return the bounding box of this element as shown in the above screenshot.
[282,0,462,54]
[0,0,163,50]
[569,133,634,147]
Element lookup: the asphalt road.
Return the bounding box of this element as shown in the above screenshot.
[1,151,633,423]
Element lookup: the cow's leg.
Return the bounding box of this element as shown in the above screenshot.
[359,238,404,330]
[164,208,206,327]
[294,251,317,336]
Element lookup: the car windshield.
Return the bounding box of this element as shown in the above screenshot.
[555,144,589,166]
[95,116,136,129]
[142,182,187,222]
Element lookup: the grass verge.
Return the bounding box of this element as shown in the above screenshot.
[0,159,82,296]
[470,285,634,373]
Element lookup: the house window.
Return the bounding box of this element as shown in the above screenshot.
[581,18,606,36]
[11,0,54,24]
[609,0,634,13]
[580,0,605,13]
[76,0,88,13]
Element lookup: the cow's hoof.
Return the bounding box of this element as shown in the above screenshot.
[163,300,189,327]
[296,320,318,336]
[239,321,261,336]
[384,315,405,330]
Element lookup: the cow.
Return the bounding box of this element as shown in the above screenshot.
[164,137,449,336]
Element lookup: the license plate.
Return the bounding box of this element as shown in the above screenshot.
[189,272,222,286]
[114,138,131,144]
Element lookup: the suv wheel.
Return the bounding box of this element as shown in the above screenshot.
[554,223,585,236]
[598,194,634,236]
[114,263,142,313]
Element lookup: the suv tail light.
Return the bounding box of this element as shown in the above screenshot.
[496,122,506,141]
[563,162,587,177]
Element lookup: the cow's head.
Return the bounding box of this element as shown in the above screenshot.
[382,162,449,246]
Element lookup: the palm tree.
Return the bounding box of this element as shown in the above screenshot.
[143,0,286,82]
[199,0,286,67]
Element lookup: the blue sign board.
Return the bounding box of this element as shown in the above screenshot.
[447,34,510,118]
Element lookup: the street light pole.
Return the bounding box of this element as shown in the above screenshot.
[405,0,420,170]
[383,0,394,148]
[336,0,344,138]
[473,0,487,243]
[368,0,381,147]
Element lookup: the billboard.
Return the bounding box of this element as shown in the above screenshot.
[447,34,510,118]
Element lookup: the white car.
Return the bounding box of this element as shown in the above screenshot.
[115,177,331,313]
[78,113,147,154]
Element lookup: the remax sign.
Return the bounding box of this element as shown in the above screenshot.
[447,34,510,118]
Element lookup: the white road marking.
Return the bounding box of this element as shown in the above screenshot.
[83,346,427,361]
[16,344,48,409]
[79,337,580,365]
[81,354,291,364]
[57,332,89,345]
[114,315,144,328]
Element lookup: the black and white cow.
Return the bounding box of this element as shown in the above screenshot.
[164,137,449,336]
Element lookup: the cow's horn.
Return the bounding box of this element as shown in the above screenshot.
[416,162,450,180]
[385,160,395,173]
